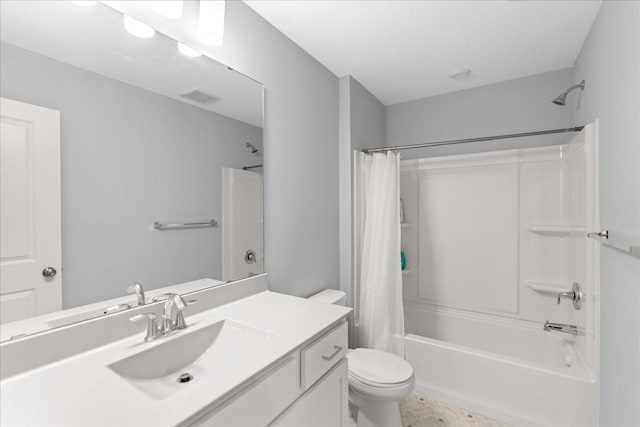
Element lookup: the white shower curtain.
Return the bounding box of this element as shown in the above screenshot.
[357,151,404,357]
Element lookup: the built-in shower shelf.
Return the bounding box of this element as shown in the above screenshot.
[526,224,585,235]
[401,223,411,229]
[526,281,571,295]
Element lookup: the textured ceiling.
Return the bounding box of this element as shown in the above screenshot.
[245,0,602,105]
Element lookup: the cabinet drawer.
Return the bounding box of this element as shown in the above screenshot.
[300,321,348,390]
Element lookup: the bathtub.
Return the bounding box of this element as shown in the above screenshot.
[404,305,597,426]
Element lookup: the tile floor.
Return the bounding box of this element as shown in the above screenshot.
[399,393,511,427]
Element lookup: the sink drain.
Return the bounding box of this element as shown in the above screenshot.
[177,373,193,383]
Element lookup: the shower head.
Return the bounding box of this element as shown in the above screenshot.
[552,80,585,106]
[246,142,259,154]
[552,94,567,106]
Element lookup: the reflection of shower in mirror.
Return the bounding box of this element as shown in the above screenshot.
[246,142,260,154]
[0,0,264,336]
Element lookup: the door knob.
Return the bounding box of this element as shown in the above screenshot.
[42,267,57,278]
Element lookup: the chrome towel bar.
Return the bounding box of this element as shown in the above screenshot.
[587,230,639,256]
[153,220,218,230]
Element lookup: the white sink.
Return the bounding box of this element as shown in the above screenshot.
[108,320,275,400]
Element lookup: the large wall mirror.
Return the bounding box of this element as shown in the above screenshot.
[0,1,264,339]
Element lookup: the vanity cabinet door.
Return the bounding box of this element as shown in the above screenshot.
[271,358,349,427]
[188,354,301,427]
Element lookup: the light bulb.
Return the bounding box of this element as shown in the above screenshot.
[152,1,183,19]
[199,1,225,46]
[123,15,155,39]
[178,43,202,58]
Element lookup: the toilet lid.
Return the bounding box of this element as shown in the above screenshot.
[347,348,413,386]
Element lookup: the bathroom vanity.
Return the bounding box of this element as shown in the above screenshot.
[0,275,352,426]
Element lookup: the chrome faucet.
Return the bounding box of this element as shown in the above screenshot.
[544,321,580,336]
[556,283,584,310]
[162,293,189,333]
[126,282,146,306]
[129,293,192,342]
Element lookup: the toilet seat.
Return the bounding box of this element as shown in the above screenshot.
[346,348,415,402]
[348,372,415,402]
[347,348,413,387]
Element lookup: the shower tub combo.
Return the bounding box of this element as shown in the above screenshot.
[397,123,599,426]
[404,306,596,426]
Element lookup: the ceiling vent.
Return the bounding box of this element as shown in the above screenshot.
[180,89,220,104]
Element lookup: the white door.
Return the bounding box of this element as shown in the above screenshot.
[1,97,62,323]
[222,168,263,281]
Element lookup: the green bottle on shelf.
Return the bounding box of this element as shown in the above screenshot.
[400,250,406,270]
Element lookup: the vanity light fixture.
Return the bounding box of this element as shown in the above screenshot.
[178,43,202,58]
[123,15,156,38]
[199,1,226,46]
[152,1,183,20]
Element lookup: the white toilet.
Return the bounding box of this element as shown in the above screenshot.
[308,290,415,427]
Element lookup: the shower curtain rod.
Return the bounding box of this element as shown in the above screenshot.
[362,126,585,154]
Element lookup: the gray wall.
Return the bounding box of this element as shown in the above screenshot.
[338,76,385,309]
[571,2,640,424]
[386,68,575,158]
[198,1,340,297]
[0,42,262,308]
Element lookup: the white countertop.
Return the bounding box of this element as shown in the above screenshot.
[0,290,351,426]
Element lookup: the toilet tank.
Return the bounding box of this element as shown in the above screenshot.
[308,289,346,306]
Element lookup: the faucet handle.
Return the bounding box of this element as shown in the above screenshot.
[557,291,574,305]
[172,299,196,330]
[556,283,584,310]
[130,313,161,341]
[152,294,195,304]
[172,294,188,310]
[151,293,174,303]
[173,311,187,330]
[171,295,189,330]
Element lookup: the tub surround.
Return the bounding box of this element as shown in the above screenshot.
[0,276,352,426]
[399,124,599,426]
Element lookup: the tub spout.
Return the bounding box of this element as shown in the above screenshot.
[543,321,579,336]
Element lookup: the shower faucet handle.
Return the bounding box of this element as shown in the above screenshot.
[557,291,573,304]
[556,283,584,310]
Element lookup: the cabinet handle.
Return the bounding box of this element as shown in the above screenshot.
[321,345,343,361]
